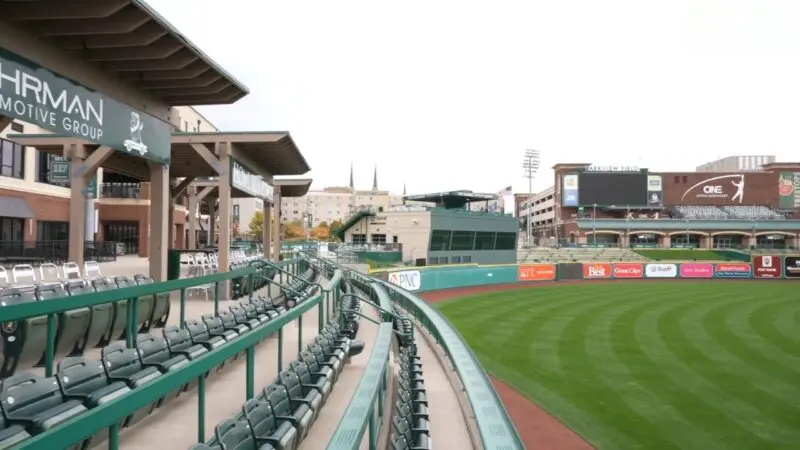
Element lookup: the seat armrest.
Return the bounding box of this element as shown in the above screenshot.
[276,414,298,426]
[290,396,313,406]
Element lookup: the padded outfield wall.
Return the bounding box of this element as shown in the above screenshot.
[373,255,800,292]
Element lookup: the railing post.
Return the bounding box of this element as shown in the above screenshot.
[318,291,325,332]
[368,410,377,450]
[214,282,221,316]
[125,299,135,347]
[44,314,56,377]
[198,375,206,443]
[278,327,284,373]
[246,346,255,400]
[109,423,120,450]
[297,315,303,356]
[180,288,187,328]
[247,273,254,300]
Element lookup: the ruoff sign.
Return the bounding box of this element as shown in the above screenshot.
[680,174,746,204]
[645,263,677,278]
[388,270,422,291]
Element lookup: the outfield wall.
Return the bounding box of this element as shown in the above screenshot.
[375,255,800,292]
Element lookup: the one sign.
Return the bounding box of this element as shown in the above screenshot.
[562,174,579,207]
[785,256,800,278]
[753,255,783,278]
[714,262,751,278]
[778,172,800,209]
[613,263,644,278]
[231,160,274,201]
[518,264,556,281]
[680,263,714,278]
[583,263,612,279]
[49,155,70,184]
[388,270,421,291]
[680,174,746,204]
[585,165,640,172]
[645,263,677,278]
[0,48,171,163]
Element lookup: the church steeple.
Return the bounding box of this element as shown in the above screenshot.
[372,165,378,191]
[349,162,354,192]
[403,183,406,196]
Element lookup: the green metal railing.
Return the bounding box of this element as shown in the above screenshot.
[326,281,395,450]
[3,259,342,449]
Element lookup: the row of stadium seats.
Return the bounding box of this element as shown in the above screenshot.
[675,205,785,220]
[519,247,648,263]
[390,305,430,450]
[0,261,103,290]
[0,265,320,449]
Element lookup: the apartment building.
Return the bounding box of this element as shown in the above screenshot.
[0,106,216,256]
[696,155,776,172]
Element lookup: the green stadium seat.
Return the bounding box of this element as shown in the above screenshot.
[248,299,279,320]
[242,398,297,450]
[36,284,91,361]
[229,305,260,330]
[278,370,321,422]
[185,319,226,351]
[214,418,274,450]
[0,289,47,378]
[0,373,87,435]
[66,283,112,353]
[289,358,330,405]
[201,315,239,342]
[163,326,208,361]
[57,356,131,448]
[392,415,430,450]
[93,279,128,347]
[101,342,161,426]
[189,444,220,450]
[0,414,31,448]
[115,276,154,337]
[134,275,171,328]
[240,302,268,324]
[219,311,249,335]
[307,343,341,382]
[312,336,345,363]
[136,334,189,405]
[264,384,312,441]
[299,351,333,390]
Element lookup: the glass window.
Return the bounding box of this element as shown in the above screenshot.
[450,231,475,251]
[451,256,461,264]
[475,232,496,250]
[36,152,70,187]
[0,217,24,241]
[495,232,517,250]
[429,230,451,251]
[37,221,69,241]
[0,138,25,179]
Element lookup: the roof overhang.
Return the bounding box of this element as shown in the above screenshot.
[0,0,248,105]
[273,177,312,198]
[404,190,497,203]
[8,131,311,181]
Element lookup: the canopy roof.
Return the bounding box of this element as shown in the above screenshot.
[0,0,248,105]
[404,190,496,209]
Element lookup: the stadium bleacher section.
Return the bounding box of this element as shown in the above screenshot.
[518,247,649,263]
[674,205,786,220]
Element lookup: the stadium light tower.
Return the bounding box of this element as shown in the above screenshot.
[523,149,541,247]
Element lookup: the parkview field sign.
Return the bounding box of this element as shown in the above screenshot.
[231,160,274,201]
[0,49,171,164]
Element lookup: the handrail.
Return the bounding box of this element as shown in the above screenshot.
[17,291,326,449]
[249,258,324,294]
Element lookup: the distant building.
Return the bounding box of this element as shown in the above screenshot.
[696,155,775,172]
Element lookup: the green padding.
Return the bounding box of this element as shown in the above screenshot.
[417,266,518,291]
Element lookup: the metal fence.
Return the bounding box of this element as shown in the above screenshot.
[0,241,117,266]
[100,182,141,199]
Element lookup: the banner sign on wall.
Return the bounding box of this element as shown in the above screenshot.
[679,263,714,278]
[785,257,800,278]
[562,174,579,207]
[613,263,644,278]
[388,270,422,291]
[558,263,584,281]
[647,175,663,206]
[519,264,556,282]
[778,172,800,209]
[584,263,612,279]
[753,255,783,278]
[645,263,677,278]
[714,263,752,278]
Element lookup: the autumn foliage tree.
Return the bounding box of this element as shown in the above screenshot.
[248,211,264,236]
[311,221,330,240]
[283,220,304,239]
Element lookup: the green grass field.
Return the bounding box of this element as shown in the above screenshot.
[437,282,800,450]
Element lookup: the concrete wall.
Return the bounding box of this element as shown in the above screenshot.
[344,211,432,262]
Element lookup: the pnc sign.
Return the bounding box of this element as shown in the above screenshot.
[388,270,422,291]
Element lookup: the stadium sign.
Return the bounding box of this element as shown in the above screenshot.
[645,263,677,278]
[231,160,274,201]
[785,257,800,278]
[680,263,714,278]
[754,255,782,278]
[714,262,751,278]
[388,270,422,291]
[585,165,640,172]
[680,174,746,204]
[583,263,612,279]
[613,263,644,278]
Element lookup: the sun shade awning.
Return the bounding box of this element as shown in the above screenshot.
[0,197,35,219]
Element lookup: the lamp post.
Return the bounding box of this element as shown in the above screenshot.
[522,149,541,247]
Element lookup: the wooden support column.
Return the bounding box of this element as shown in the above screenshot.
[263,200,271,258]
[168,177,196,248]
[0,116,13,132]
[217,143,232,287]
[272,186,282,259]
[188,186,215,249]
[67,144,114,266]
[149,162,169,281]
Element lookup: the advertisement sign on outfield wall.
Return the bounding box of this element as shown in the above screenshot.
[558,263,584,281]
[645,263,678,278]
[753,256,783,278]
[679,263,714,278]
[613,263,644,278]
[714,263,752,278]
[518,264,557,282]
[785,257,800,278]
[584,263,612,279]
[388,270,422,291]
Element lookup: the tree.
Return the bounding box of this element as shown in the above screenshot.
[311,222,330,240]
[329,219,345,240]
[248,211,264,236]
[283,220,304,239]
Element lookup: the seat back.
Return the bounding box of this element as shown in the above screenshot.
[243,398,277,438]
[218,311,238,329]
[67,283,95,296]
[278,370,304,398]
[289,360,313,385]
[202,315,226,335]
[240,302,259,320]
[11,264,36,286]
[1,373,66,422]
[38,263,61,283]
[300,351,322,373]
[92,278,114,292]
[62,262,81,280]
[57,356,110,397]
[215,418,256,450]
[101,342,144,379]
[36,283,67,300]
[249,299,268,315]
[186,320,211,344]
[308,344,327,363]
[229,306,248,324]
[163,325,193,353]
[0,266,9,287]
[264,384,292,417]
[0,289,37,307]
[84,261,102,280]
[137,334,170,365]
[114,276,136,288]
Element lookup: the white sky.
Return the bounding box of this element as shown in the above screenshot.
[148,0,800,196]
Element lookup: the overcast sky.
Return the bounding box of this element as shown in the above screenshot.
[148,0,800,196]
